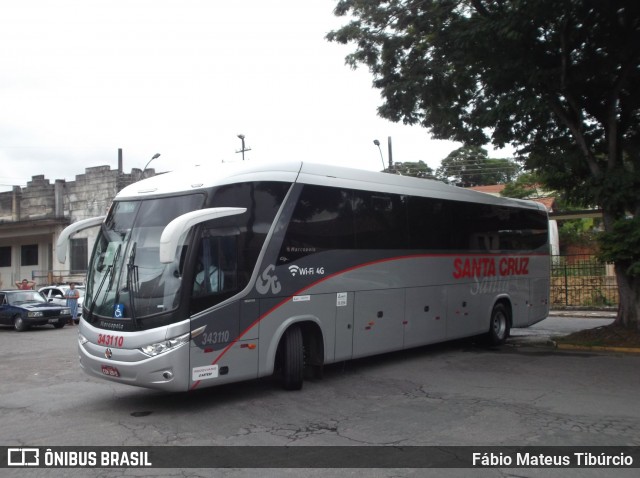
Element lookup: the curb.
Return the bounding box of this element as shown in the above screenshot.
[549,311,617,319]
[552,341,640,354]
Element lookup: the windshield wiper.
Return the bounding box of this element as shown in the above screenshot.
[126,242,140,326]
[106,244,122,293]
[87,264,113,321]
[87,244,120,321]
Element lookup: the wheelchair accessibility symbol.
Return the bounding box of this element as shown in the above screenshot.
[113,304,125,319]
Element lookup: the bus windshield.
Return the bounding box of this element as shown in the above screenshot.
[85,194,205,321]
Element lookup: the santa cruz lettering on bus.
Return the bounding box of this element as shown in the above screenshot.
[97,334,125,348]
[453,256,530,279]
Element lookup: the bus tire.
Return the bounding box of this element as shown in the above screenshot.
[282,325,304,391]
[487,303,510,345]
[14,315,28,332]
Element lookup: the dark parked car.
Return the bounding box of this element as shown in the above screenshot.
[0,290,72,331]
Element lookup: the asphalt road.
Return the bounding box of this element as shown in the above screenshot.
[1,314,638,478]
[511,312,616,343]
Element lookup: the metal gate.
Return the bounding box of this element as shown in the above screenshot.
[550,254,618,307]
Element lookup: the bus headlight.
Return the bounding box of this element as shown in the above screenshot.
[78,333,88,346]
[139,332,190,357]
[28,311,43,318]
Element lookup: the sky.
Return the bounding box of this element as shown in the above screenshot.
[0,0,512,192]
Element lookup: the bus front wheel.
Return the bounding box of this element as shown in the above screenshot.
[487,303,510,345]
[281,325,304,391]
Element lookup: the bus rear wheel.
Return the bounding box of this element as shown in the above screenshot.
[487,303,510,345]
[281,325,304,391]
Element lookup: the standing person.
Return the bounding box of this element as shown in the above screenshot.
[64,282,80,325]
[15,278,36,290]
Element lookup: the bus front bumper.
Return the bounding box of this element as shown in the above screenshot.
[78,337,190,392]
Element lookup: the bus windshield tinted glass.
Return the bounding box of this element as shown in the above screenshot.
[86,194,204,320]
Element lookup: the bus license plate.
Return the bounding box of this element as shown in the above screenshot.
[101,365,120,377]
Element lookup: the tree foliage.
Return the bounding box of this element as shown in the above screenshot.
[558,218,600,249]
[436,145,519,186]
[393,160,435,178]
[600,217,640,278]
[500,172,543,199]
[328,0,640,327]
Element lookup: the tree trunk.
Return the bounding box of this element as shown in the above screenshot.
[613,266,640,330]
[601,209,640,330]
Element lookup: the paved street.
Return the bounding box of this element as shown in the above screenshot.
[1,314,638,478]
[511,311,616,343]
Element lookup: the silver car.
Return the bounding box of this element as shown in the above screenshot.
[39,285,85,324]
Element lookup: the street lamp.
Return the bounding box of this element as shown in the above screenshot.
[236,134,251,161]
[373,139,385,172]
[143,153,161,176]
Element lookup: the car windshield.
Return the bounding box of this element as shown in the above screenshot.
[9,291,47,305]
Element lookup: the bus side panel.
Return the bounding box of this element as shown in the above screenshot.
[189,301,259,389]
[353,289,405,359]
[528,277,550,326]
[334,292,354,362]
[502,277,529,328]
[189,339,259,389]
[404,286,446,348]
[527,255,550,326]
[240,298,260,339]
[446,283,481,340]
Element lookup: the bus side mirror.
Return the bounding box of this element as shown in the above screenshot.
[159,207,246,264]
[56,216,106,264]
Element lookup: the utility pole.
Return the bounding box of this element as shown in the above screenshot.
[236,134,251,161]
[387,136,393,171]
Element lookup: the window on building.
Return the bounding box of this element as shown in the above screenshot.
[70,238,88,273]
[21,244,38,266]
[0,247,11,267]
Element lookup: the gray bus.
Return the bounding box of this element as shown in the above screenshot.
[57,161,549,392]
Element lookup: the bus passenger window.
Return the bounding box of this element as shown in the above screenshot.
[278,185,354,263]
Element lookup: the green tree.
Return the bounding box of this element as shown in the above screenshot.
[393,160,435,178]
[558,218,599,250]
[436,145,519,186]
[328,0,640,328]
[501,172,543,199]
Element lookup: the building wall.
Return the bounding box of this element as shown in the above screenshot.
[0,165,148,288]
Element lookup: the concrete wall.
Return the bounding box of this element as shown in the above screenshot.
[0,165,148,288]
